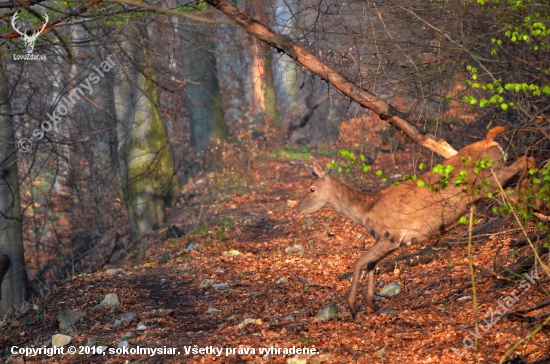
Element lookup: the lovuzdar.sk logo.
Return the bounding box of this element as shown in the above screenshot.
[11,11,48,61]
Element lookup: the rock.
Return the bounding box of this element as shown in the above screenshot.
[52,334,72,347]
[57,309,85,334]
[110,320,122,330]
[287,200,298,207]
[166,225,185,239]
[315,303,338,320]
[236,318,258,329]
[119,312,135,323]
[379,282,402,297]
[136,323,147,330]
[101,293,119,306]
[107,269,118,276]
[207,307,221,314]
[284,315,294,320]
[199,279,214,288]
[286,354,313,364]
[285,245,304,254]
[374,347,386,358]
[212,283,230,290]
[154,309,174,317]
[117,340,129,349]
[86,337,98,347]
[227,314,243,321]
[276,277,288,284]
[222,250,240,257]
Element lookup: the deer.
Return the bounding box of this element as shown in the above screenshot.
[11,11,49,54]
[294,126,535,318]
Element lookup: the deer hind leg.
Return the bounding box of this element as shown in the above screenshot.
[489,156,535,192]
[348,239,397,318]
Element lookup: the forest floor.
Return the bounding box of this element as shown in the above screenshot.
[2,149,550,364]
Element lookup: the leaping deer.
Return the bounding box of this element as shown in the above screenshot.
[11,11,49,54]
[295,127,535,318]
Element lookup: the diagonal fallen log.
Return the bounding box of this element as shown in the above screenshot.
[203,0,457,158]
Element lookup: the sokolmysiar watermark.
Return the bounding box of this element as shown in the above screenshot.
[18,54,117,152]
[452,270,538,358]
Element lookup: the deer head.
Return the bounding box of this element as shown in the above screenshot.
[11,11,48,54]
[294,158,332,218]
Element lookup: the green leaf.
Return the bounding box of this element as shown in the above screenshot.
[417,180,425,187]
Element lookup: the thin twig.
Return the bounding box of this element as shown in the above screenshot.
[195,203,204,230]
[499,314,550,363]
[490,169,550,278]
[468,204,481,363]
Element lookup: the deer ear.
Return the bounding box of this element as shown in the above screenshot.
[308,157,326,178]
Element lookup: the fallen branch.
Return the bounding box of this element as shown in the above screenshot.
[203,0,457,158]
[499,313,550,364]
[498,247,549,278]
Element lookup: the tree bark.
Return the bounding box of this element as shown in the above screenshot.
[114,24,180,240]
[244,0,279,127]
[0,56,29,317]
[181,25,228,153]
[203,0,458,158]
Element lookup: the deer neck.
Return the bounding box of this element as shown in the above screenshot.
[326,176,377,227]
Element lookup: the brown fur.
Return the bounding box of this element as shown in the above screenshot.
[295,127,535,318]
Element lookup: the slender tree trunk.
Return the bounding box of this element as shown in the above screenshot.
[114,25,180,239]
[215,21,247,129]
[244,0,279,127]
[181,26,228,153]
[0,56,28,317]
[275,0,299,112]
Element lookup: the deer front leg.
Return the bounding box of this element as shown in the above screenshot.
[348,239,396,319]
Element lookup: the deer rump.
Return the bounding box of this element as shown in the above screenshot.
[295,126,534,317]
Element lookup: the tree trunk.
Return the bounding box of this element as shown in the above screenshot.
[114,25,180,240]
[215,21,248,129]
[181,26,228,153]
[275,0,299,113]
[0,56,28,317]
[244,0,279,128]
[204,0,458,158]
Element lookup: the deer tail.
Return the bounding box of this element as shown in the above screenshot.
[486,126,507,140]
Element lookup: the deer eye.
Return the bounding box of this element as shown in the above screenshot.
[310,187,315,193]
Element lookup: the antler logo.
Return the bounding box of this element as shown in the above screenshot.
[11,11,48,54]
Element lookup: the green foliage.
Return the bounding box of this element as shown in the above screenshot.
[336,149,390,182]
[195,225,209,234]
[461,1,550,110]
